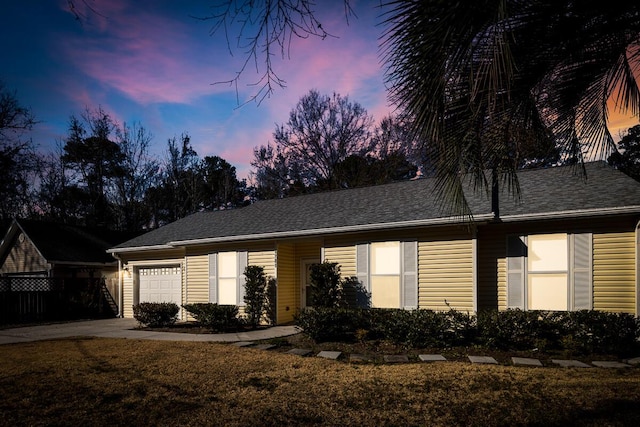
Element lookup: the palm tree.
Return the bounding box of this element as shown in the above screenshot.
[381,0,640,215]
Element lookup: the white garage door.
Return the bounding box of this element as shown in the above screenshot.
[139,267,182,305]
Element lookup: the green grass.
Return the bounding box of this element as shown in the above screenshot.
[1,337,639,426]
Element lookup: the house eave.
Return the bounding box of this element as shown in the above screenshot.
[48,260,117,267]
[107,244,177,255]
[499,206,640,222]
[166,214,495,247]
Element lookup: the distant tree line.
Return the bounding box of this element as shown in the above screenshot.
[1,82,246,232]
[0,85,425,232]
[2,82,638,233]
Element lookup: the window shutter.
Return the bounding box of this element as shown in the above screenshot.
[506,236,526,309]
[237,251,248,306]
[356,244,369,292]
[572,233,592,310]
[402,241,418,309]
[208,253,217,303]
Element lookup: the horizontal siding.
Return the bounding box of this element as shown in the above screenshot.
[324,245,356,277]
[186,255,208,306]
[419,238,475,312]
[0,233,48,274]
[248,250,276,279]
[593,232,636,314]
[477,227,507,311]
[276,243,296,324]
[122,276,134,318]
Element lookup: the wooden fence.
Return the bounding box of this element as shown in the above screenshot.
[0,277,118,325]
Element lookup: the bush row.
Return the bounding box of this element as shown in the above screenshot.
[132,302,180,328]
[182,303,241,332]
[295,307,640,356]
[133,302,245,332]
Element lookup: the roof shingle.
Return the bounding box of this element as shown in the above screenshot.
[111,162,640,251]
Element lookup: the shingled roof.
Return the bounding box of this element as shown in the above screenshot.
[0,220,137,265]
[109,162,640,253]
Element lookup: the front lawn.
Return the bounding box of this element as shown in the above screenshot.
[1,337,639,426]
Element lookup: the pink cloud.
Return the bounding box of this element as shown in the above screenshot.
[57,4,234,106]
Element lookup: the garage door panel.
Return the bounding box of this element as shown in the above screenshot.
[139,267,182,305]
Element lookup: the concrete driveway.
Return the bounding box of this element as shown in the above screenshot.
[0,318,300,346]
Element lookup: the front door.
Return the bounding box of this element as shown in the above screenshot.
[300,259,319,307]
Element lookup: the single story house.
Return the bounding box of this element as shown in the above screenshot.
[108,162,640,323]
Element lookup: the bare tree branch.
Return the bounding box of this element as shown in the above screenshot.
[194,0,354,106]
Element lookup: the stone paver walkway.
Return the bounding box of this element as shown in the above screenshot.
[468,355,498,365]
[552,359,592,368]
[419,354,447,362]
[317,351,341,360]
[4,320,638,369]
[512,357,543,367]
[238,343,639,369]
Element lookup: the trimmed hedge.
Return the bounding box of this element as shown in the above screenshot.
[133,302,179,327]
[295,307,640,356]
[182,303,240,332]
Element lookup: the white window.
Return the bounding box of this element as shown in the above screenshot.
[370,242,401,308]
[527,234,569,311]
[208,251,248,305]
[507,233,592,311]
[218,252,238,305]
[357,241,417,309]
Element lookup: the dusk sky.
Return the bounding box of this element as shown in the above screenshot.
[2,0,390,179]
[2,1,638,181]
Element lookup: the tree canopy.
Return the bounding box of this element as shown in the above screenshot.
[251,90,419,197]
[0,81,38,221]
[381,0,640,214]
[608,124,640,181]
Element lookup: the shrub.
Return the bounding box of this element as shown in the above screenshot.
[477,309,563,351]
[370,308,476,348]
[368,309,413,344]
[243,265,267,329]
[295,307,369,342]
[264,277,277,326]
[309,262,343,307]
[296,305,640,355]
[182,303,240,332]
[560,310,640,356]
[308,262,371,308]
[133,302,179,327]
[443,308,477,346]
[341,276,371,309]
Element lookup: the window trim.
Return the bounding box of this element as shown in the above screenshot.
[506,233,592,311]
[209,250,248,306]
[356,240,417,310]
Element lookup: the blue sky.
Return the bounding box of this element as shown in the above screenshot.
[3,1,637,181]
[1,0,391,179]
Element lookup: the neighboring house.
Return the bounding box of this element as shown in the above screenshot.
[0,219,135,305]
[108,162,640,323]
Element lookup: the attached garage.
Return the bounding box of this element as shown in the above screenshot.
[138,266,182,305]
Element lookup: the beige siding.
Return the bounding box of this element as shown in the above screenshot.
[276,243,296,323]
[419,239,475,312]
[593,231,636,314]
[324,244,356,277]
[325,228,476,312]
[249,250,276,279]
[478,217,639,314]
[0,232,48,274]
[119,253,185,319]
[122,275,134,318]
[477,227,507,311]
[186,254,209,305]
